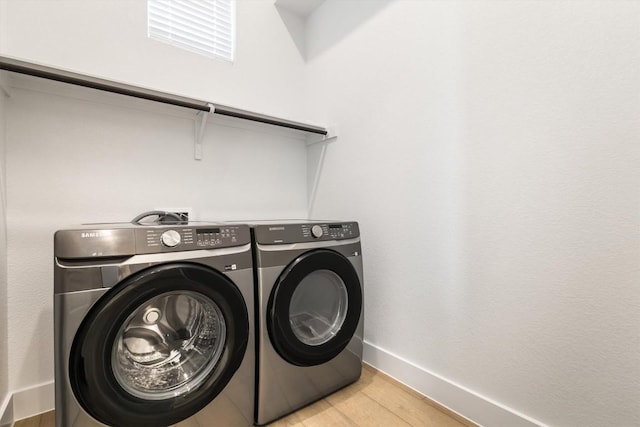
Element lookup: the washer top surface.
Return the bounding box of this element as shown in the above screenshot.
[54,221,250,259]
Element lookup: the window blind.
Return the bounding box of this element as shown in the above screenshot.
[148,0,235,61]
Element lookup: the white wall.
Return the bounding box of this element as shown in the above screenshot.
[306,1,640,426]
[2,0,308,121]
[0,0,10,415]
[0,71,9,416]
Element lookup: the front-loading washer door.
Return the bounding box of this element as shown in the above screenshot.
[69,262,249,427]
[267,249,362,367]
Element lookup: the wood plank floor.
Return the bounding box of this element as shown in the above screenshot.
[14,364,475,427]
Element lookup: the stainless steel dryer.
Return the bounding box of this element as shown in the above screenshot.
[54,222,254,427]
[251,220,364,425]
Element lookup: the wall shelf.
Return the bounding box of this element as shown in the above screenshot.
[0,55,336,210]
[0,56,330,146]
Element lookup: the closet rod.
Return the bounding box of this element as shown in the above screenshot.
[0,56,328,136]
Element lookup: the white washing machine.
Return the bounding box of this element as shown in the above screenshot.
[54,222,254,426]
[250,220,364,425]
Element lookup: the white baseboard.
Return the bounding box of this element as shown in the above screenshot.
[0,393,13,427]
[11,381,54,422]
[363,341,546,427]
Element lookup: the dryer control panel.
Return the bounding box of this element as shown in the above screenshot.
[254,221,359,245]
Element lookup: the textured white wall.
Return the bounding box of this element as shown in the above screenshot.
[306,1,640,426]
[2,0,308,121]
[0,0,10,410]
[0,73,9,409]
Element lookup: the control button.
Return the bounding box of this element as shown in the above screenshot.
[161,230,181,247]
[311,225,324,238]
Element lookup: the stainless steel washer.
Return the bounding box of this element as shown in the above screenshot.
[54,222,254,427]
[251,220,364,425]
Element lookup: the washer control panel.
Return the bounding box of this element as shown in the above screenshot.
[195,227,240,248]
[254,221,359,244]
[54,223,251,259]
[136,225,249,254]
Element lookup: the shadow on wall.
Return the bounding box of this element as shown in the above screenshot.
[276,0,391,61]
[0,81,9,420]
[16,305,54,397]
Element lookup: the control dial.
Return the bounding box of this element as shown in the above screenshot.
[311,225,324,238]
[161,230,181,247]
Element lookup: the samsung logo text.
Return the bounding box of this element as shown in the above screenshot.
[81,231,111,239]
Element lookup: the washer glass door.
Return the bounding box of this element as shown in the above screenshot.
[112,290,226,400]
[69,262,249,427]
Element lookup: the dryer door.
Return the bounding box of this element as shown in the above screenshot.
[69,262,249,427]
[268,249,362,366]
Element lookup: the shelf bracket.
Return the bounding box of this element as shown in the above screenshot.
[307,126,337,215]
[0,85,10,98]
[306,126,337,147]
[194,103,215,160]
[0,74,11,98]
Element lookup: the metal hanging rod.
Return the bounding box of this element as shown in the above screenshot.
[0,56,328,136]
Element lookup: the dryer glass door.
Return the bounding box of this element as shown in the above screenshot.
[69,262,249,427]
[268,249,362,367]
[289,269,349,346]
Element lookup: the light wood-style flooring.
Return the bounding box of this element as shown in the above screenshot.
[13,410,54,427]
[14,364,475,427]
